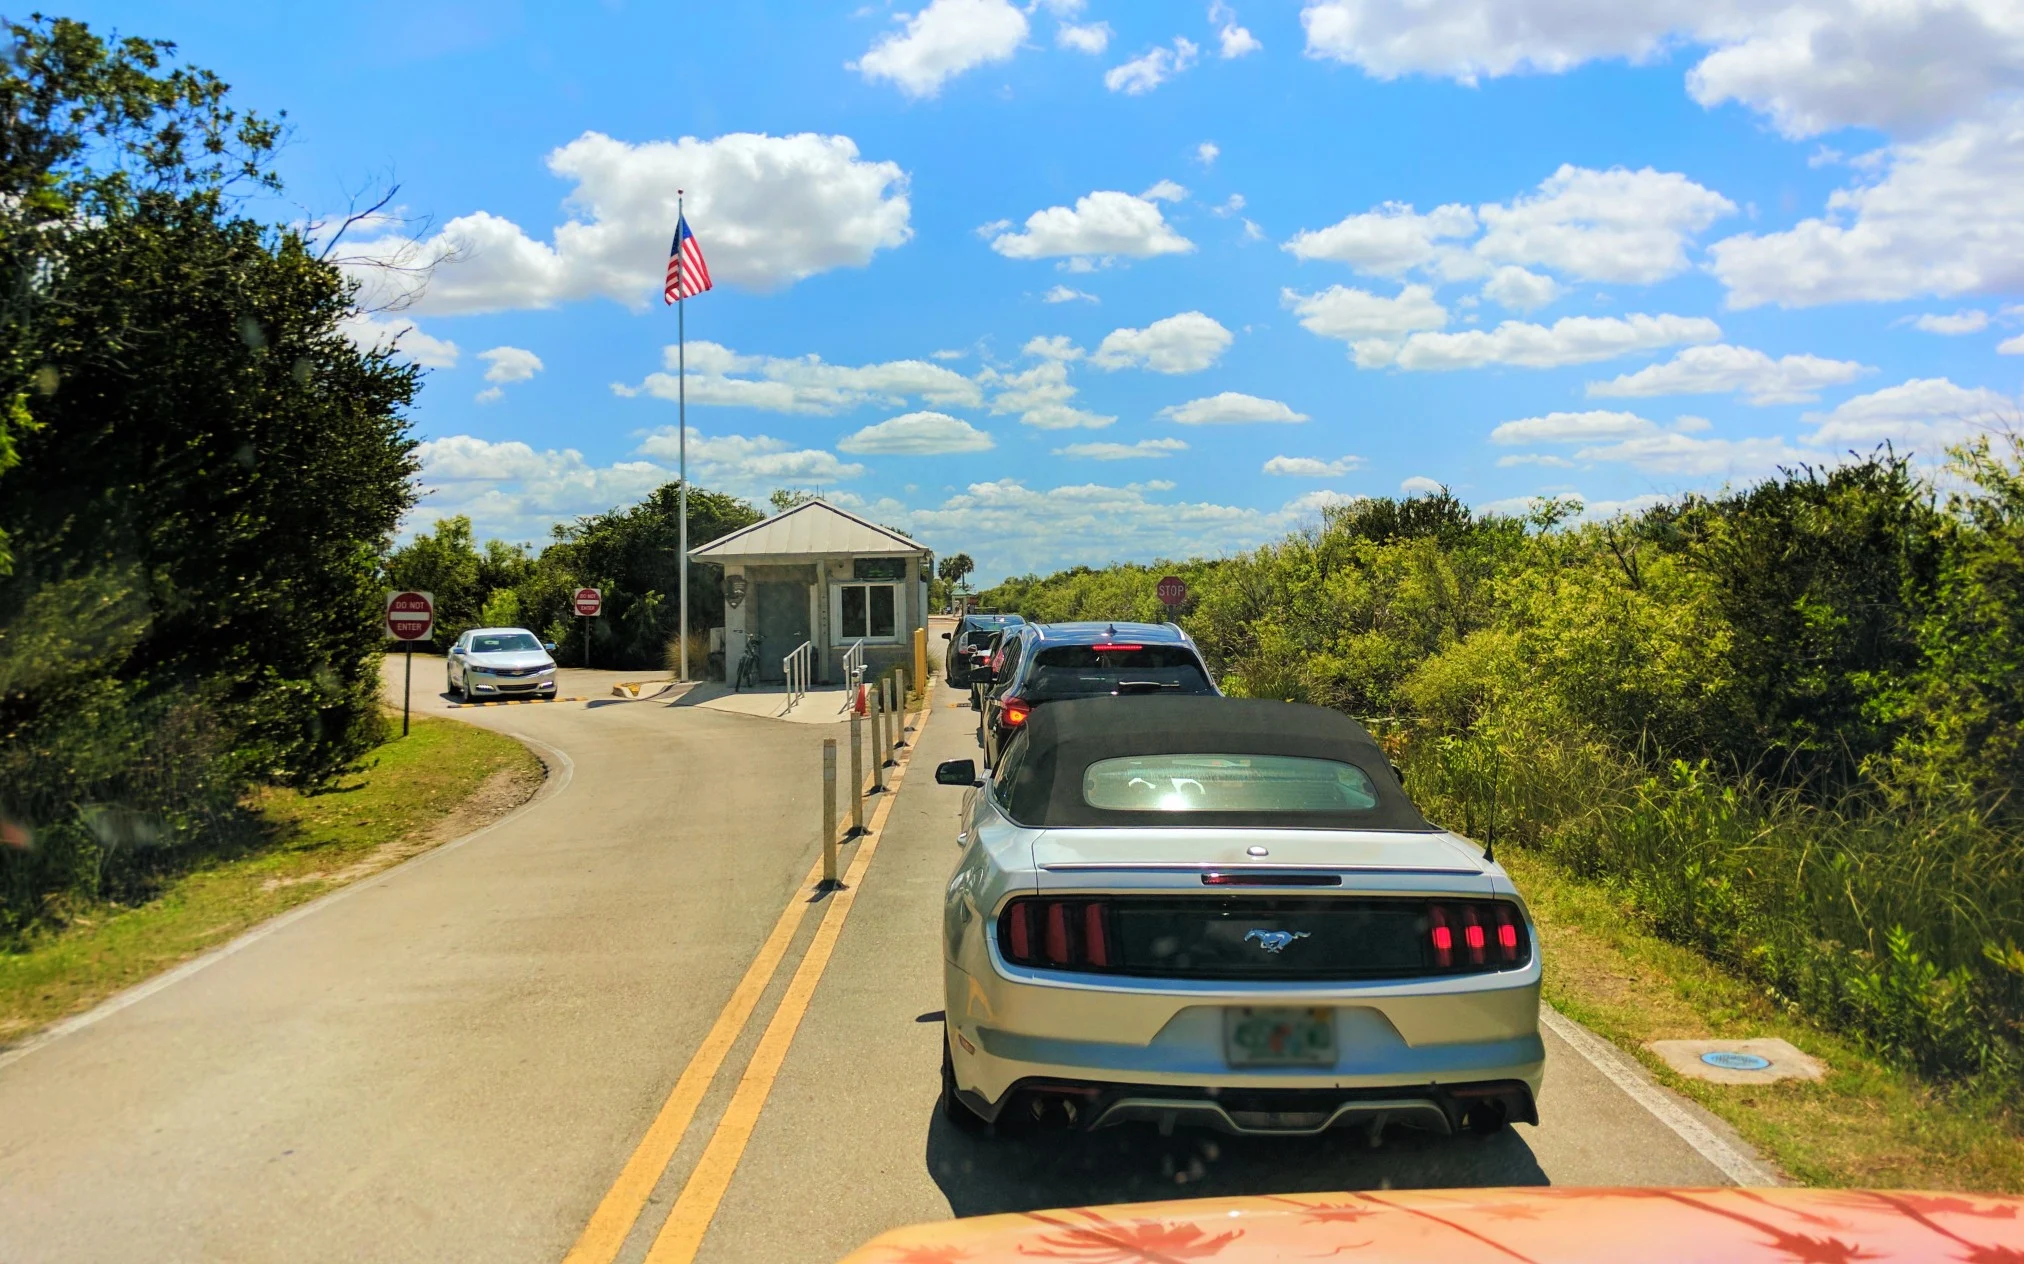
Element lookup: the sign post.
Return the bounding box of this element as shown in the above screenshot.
[1156,575,1189,612]
[573,587,603,668]
[384,590,436,737]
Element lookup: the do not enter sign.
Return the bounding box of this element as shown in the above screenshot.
[384,590,435,641]
[573,587,603,618]
[1156,575,1188,608]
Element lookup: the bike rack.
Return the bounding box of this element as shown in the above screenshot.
[783,639,813,711]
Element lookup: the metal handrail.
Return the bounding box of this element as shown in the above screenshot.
[783,640,812,710]
[841,638,867,690]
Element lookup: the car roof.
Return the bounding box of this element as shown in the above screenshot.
[1027,620,1192,644]
[467,627,538,638]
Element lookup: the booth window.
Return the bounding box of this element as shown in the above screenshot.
[834,583,899,641]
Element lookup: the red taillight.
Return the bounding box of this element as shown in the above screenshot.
[1430,906,1454,968]
[1426,901,1526,972]
[1495,905,1519,961]
[1001,697,1031,727]
[1088,643,1143,652]
[1000,898,1114,972]
[1463,907,1486,965]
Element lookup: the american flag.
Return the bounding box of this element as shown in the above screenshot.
[664,213,713,303]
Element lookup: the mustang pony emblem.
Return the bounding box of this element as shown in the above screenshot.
[1245,929,1311,953]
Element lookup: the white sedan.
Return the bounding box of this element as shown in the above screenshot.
[446,627,558,701]
[934,694,1543,1139]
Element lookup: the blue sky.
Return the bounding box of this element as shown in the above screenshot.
[73,1,2024,580]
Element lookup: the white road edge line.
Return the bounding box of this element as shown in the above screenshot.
[1540,1004,1779,1186]
[0,732,575,1075]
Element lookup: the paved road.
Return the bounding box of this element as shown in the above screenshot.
[0,627,1774,1264]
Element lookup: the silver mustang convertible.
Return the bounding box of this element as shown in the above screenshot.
[933,695,1543,1140]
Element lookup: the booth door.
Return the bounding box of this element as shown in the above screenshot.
[753,581,811,684]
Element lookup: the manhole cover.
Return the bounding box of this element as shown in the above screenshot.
[1700,1051,1773,1071]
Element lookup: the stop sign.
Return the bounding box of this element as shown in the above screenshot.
[385,590,435,641]
[1156,575,1188,608]
[572,587,603,617]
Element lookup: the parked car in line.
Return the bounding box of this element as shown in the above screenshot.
[977,621,1217,767]
[942,612,1026,689]
[933,695,1543,1141]
[446,627,559,701]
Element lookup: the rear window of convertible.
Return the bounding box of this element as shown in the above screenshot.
[1082,754,1380,813]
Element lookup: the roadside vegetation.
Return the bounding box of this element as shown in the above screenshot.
[0,715,539,1044]
[982,448,2024,1149]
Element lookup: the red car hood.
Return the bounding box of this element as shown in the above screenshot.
[837,1187,2024,1262]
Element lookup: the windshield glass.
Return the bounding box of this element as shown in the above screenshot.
[1025,644,1212,700]
[1082,754,1380,813]
[470,633,543,654]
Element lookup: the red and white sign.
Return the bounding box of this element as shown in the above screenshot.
[572,587,603,618]
[385,590,435,641]
[1156,575,1188,608]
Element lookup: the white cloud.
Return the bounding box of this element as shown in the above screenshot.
[1141,179,1189,203]
[1282,202,1477,276]
[1481,266,1563,312]
[1090,311,1234,372]
[478,346,543,384]
[1058,21,1112,53]
[1911,310,1990,335]
[1495,453,1578,468]
[1473,164,1735,285]
[2001,333,2024,355]
[1296,1,2024,139]
[1212,194,1246,217]
[837,411,995,455]
[1023,334,1086,361]
[987,190,1195,262]
[1489,410,1661,445]
[852,0,1028,98]
[1264,454,1364,476]
[1711,106,2024,309]
[1368,312,1722,372]
[1018,405,1118,429]
[614,340,981,414]
[980,359,1116,429]
[340,132,910,314]
[1043,284,1099,303]
[1399,475,1446,495]
[638,430,866,487]
[1281,284,1448,360]
[1212,2,1263,57]
[1802,377,2018,449]
[1105,37,1201,94]
[1195,141,1221,166]
[1586,344,1871,405]
[337,313,460,368]
[412,436,672,540]
[1160,392,1310,424]
[1054,438,1191,459]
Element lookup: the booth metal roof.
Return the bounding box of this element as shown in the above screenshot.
[688,498,928,560]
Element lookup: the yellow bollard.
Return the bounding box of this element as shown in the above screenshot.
[871,681,886,792]
[848,706,864,835]
[913,625,927,700]
[822,738,838,886]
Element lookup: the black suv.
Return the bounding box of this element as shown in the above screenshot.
[978,621,1218,766]
[942,612,1026,688]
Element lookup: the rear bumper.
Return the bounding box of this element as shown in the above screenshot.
[952,1072,1537,1136]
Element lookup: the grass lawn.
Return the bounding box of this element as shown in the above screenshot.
[0,715,542,1045]
[1507,847,2024,1192]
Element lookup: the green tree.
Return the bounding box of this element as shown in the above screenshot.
[385,516,483,646]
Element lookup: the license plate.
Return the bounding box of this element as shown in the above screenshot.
[1223,1006,1336,1066]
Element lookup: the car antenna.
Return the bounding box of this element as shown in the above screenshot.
[1106,622,1116,637]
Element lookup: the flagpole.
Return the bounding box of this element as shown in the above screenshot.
[677,189,690,684]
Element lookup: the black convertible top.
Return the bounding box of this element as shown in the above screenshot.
[999,696,1434,831]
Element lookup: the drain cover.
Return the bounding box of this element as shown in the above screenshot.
[1700,1051,1773,1071]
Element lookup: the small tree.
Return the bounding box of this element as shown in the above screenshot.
[938,553,974,588]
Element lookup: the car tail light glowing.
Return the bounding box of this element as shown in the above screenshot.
[1425,900,1525,971]
[1000,696,1031,727]
[999,897,1116,970]
[1088,643,1143,652]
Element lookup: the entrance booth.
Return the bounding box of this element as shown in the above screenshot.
[689,499,931,685]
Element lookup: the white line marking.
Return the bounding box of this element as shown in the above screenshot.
[0,733,575,1075]
[1540,1004,1779,1186]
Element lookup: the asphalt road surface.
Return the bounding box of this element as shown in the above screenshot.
[0,623,1776,1263]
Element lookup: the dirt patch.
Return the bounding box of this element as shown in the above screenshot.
[261,760,544,892]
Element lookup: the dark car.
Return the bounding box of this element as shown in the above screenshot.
[978,621,1218,766]
[942,612,1027,688]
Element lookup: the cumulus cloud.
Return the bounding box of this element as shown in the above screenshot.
[1195,141,1221,166]
[1053,438,1191,459]
[1480,266,1563,312]
[1265,454,1364,476]
[337,313,460,368]
[1802,377,2018,449]
[837,411,995,455]
[980,359,1115,429]
[340,132,910,314]
[1586,344,1871,405]
[1283,202,1477,276]
[1106,37,1200,94]
[1043,284,1099,303]
[1367,312,1722,371]
[1141,179,1189,202]
[1473,165,1736,284]
[1211,3,1263,56]
[1487,409,1806,476]
[637,430,866,487]
[613,340,981,414]
[1090,311,1234,372]
[1281,284,1448,357]
[1023,334,1086,360]
[1912,310,1990,335]
[986,190,1195,262]
[852,0,1028,97]
[2001,333,2024,355]
[1058,20,1112,53]
[474,345,543,403]
[1489,410,1662,445]
[1160,392,1310,424]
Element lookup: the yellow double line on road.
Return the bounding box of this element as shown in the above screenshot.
[562,704,928,1264]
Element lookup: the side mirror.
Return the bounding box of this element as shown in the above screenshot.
[940,632,951,640]
[543,642,557,652]
[936,759,980,787]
